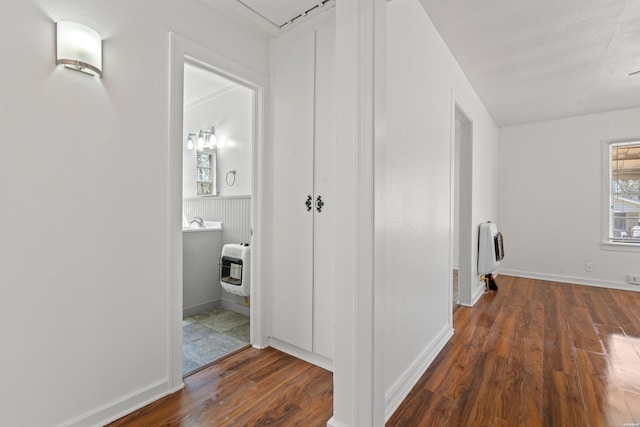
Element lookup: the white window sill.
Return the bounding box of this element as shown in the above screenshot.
[601,241,640,253]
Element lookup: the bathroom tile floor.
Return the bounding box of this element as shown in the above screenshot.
[182,307,250,377]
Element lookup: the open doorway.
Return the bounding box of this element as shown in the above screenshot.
[451,104,473,312]
[167,32,268,387]
[181,62,255,377]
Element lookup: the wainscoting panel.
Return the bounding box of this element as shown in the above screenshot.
[183,196,251,245]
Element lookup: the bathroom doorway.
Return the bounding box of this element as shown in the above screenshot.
[181,62,254,376]
[168,33,268,386]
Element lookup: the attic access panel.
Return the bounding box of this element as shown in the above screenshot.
[238,0,321,27]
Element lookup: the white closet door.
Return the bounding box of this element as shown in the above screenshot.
[313,19,336,359]
[271,30,315,351]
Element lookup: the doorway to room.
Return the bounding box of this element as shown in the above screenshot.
[452,103,473,311]
[168,33,268,385]
[181,61,255,377]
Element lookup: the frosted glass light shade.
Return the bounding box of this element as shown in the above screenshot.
[186,133,195,150]
[197,131,205,149]
[56,21,102,78]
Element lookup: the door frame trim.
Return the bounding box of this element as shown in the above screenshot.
[167,32,269,389]
[449,98,474,310]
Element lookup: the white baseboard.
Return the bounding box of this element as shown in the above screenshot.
[499,269,640,292]
[326,416,349,427]
[221,298,250,316]
[471,281,485,305]
[183,299,221,318]
[384,324,454,422]
[62,379,181,427]
[269,338,334,372]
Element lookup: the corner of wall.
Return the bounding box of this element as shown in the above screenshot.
[384,324,454,422]
[65,380,178,427]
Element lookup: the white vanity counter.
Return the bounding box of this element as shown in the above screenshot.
[182,220,223,232]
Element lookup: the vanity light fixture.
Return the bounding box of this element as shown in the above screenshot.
[56,21,102,78]
[187,127,217,151]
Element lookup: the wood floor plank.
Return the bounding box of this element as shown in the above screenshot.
[108,347,332,426]
[499,343,543,425]
[386,389,456,426]
[574,349,608,427]
[110,276,640,426]
[444,351,501,426]
[549,370,589,426]
[211,360,316,424]
[543,287,577,376]
[481,302,520,358]
[582,290,619,327]
[566,306,603,353]
[609,289,640,325]
[422,324,490,401]
[594,323,624,354]
[391,276,640,427]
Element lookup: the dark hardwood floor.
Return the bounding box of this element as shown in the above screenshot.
[388,275,640,426]
[111,276,640,426]
[108,347,333,426]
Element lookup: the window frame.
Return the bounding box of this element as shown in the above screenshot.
[601,138,640,252]
[196,147,217,197]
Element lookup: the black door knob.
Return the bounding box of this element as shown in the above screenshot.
[316,195,325,213]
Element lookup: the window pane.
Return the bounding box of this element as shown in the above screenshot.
[198,167,210,182]
[197,182,212,195]
[610,142,640,241]
[197,153,210,168]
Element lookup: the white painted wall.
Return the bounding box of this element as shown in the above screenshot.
[382,0,499,417]
[183,84,253,198]
[0,0,268,425]
[498,107,640,290]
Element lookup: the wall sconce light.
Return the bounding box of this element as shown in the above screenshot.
[56,21,103,78]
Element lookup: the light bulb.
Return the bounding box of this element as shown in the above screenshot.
[197,131,205,148]
[186,133,195,150]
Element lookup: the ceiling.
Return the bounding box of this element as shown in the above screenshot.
[184,63,238,107]
[236,0,326,27]
[205,0,334,33]
[209,0,640,127]
[419,0,640,126]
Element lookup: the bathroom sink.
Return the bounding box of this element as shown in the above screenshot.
[182,221,223,232]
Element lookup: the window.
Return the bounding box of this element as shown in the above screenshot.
[606,141,640,244]
[196,148,217,196]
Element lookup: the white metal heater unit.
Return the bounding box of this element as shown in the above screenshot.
[478,221,504,275]
[220,243,250,296]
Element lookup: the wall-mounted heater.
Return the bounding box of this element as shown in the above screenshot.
[220,243,250,296]
[478,221,504,290]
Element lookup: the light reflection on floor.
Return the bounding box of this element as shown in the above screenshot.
[606,334,640,425]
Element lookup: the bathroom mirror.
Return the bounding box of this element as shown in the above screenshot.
[196,147,217,196]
